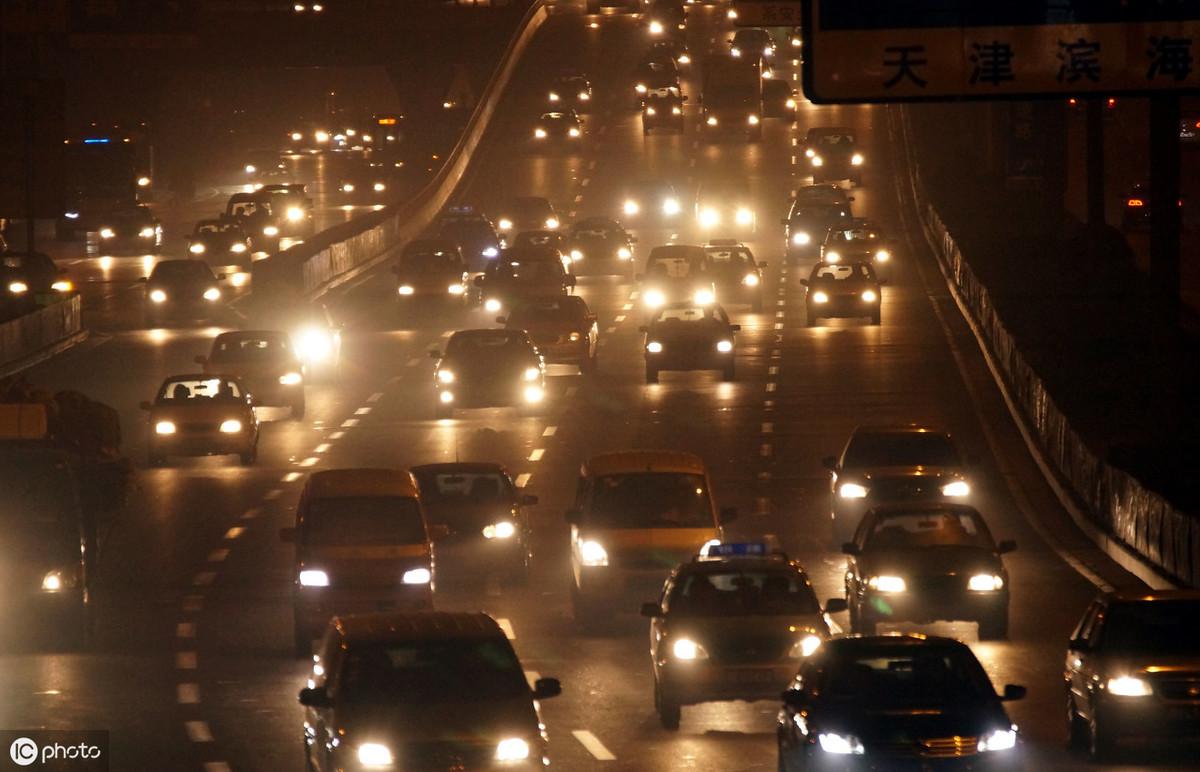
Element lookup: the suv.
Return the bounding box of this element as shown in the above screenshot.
[299,611,561,770]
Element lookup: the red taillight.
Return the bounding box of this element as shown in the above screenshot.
[1127,198,1145,207]
[1107,98,1117,108]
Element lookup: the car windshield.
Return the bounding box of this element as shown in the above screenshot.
[571,220,618,238]
[513,232,562,249]
[211,335,292,362]
[195,222,235,235]
[821,645,994,705]
[305,497,425,546]
[413,469,511,508]
[157,378,244,402]
[844,432,960,467]
[814,132,856,148]
[791,205,848,220]
[865,511,995,551]
[587,473,713,529]
[828,228,879,244]
[811,264,873,282]
[151,261,213,281]
[491,259,563,282]
[669,571,821,616]
[646,254,699,279]
[1100,601,1200,655]
[654,306,719,323]
[509,297,586,325]
[446,332,530,357]
[339,638,528,703]
[705,246,754,269]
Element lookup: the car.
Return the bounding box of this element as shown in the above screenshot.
[548,74,592,111]
[641,542,847,729]
[567,450,736,628]
[187,218,252,258]
[801,261,883,326]
[648,37,691,68]
[0,252,74,313]
[225,193,283,253]
[197,330,306,417]
[820,219,896,279]
[563,216,636,275]
[299,611,561,771]
[586,0,640,13]
[493,196,560,234]
[474,246,575,315]
[762,78,797,121]
[704,239,765,310]
[239,298,343,382]
[141,374,259,466]
[241,148,289,183]
[336,167,393,202]
[95,204,162,253]
[637,244,716,314]
[804,126,865,185]
[430,328,545,419]
[730,27,775,60]
[392,239,469,304]
[411,463,536,584]
[642,87,686,135]
[776,635,1025,770]
[509,229,572,271]
[842,504,1015,639]
[620,179,683,224]
[1065,590,1200,760]
[436,205,504,271]
[695,179,756,233]
[641,302,739,383]
[140,259,226,325]
[501,294,598,374]
[823,425,975,546]
[782,185,855,258]
[531,110,583,147]
[281,468,439,657]
[258,183,314,234]
[633,57,681,105]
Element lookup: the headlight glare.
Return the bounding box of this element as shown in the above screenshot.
[495,737,530,761]
[792,231,811,246]
[735,208,754,225]
[484,298,502,313]
[279,372,303,385]
[139,227,156,238]
[825,251,841,263]
[968,574,1004,592]
[867,575,907,593]
[663,197,681,215]
[861,289,877,303]
[818,733,865,755]
[398,284,415,295]
[8,281,28,294]
[623,200,640,216]
[1107,676,1153,697]
[155,421,176,435]
[356,743,393,767]
[523,385,544,403]
[483,521,517,540]
[716,339,733,353]
[437,370,455,384]
[579,539,608,566]
[203,287,221,301]
[99,227,115,239]
[402,567,432,585]
[811,155,824,167]
[219,419,242,434]
[978,727,1017,752]
[672,638,708,660]
[789,634,823,658]
[875,249,890,262]
[51,280,73,292]
[299,569,329,587]
[188,243,205,254]
[643,289,665,308]
[693,288,715,305]
[851,153,865,166]
[812,291,830,304]
[742,273,759,287]
[941,480,970,497]
[523,367,540,382]
[838,483,867,498]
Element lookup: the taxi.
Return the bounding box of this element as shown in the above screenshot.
[640,302,739,383]
[566,451,737,628]
[281,469,443,657]
[141,374,259,466]
[641,542,847,729]
[197,330,306,418]
[501,294,598,374]
[392,238,469,303]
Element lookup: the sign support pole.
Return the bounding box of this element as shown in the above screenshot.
[1149,94,1181,322]
[1086,99,1105,226]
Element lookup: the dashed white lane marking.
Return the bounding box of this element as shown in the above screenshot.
[774,322,784,330]
[756,497,772,515]
[542,425,557,437]
[525,670,541,689]
[581,178,590,187]
[630,290,639,299]
[367,392,383,403]
[777,299,786,306]
[574,194,584,203]
[299,457,319,467]
[760,443,773,457]
[769,365,779,375]
[327,431,345,440]
[515,473,532,488]
[689,158,697,167]
[185,721,214,743]
[528,448,545,462]
[497,618,516,640]
[341,418,359,428]
[241,507,261,520]
[762,422,774,433]
[176,651,198,670]
[572,730,616,761]
[204,764,232,772]
[207,549,229,563]
[605,326,616,333]
[406,357,421,367]
[568,210,577,219]
[622,303,633,311]
[588,159,596,169]
[775,310,785,318]
[177,683,200,705]
[176,622,195,639]
[314,443,331,453]
[182,595,203,612]
[283,471,303,482]
[192,572,216,587]
[614,314,625,322]
[355,406,371,416]
[766,382,777,393]
[764,400,776,409]
[224,526,245,540]
[263,489,282,500]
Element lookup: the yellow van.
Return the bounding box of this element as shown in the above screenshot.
[281,468,444,657]
[567,450,736,627]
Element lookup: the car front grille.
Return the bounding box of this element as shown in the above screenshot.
[179,422,218,434]
[869,478,939,500]
[874,736,979,759]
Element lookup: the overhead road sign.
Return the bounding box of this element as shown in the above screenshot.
[802,0,1200,103]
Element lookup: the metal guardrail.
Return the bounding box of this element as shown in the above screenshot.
[895,106,1193,587]
[0,296,84,377]
[252,0,550,300]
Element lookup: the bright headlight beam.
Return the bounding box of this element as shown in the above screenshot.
[968,574,1004,592]
[672,638,707,660]
[941,480,970,497]
[299,569,329,587]
[402,567,432,585]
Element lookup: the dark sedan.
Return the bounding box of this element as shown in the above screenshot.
[187,219,252,259]
[141,259,225,325]
[431,329,546,418]
[97,204,162,253]
[564,217,636,275]
[802,262,882,326]
[641,302,739,383]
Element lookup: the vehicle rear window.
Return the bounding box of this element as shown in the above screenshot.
[306,496,425,545]
[668,571,820,616]
[446,332,528,356]
[705,247,753,269]
[339,639,527,702]
[413,470,510,507]
[812,264,873,282]
[814,133,856,147]
[587,473,713,529]
[1101,601,1200,655]
[820,646,993,704]
[865,511,994,551]
[844,432,960,468]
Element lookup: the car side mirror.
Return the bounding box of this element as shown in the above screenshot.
[997,539,1017,554]
[565,508,581,525]
[139,400,153,411]
[428,350,442,359]
[428,523,451,541]
[781,688,807,708]
[520,494,539,506]
[719,506,739,525]
[532,677,561,700]
[799,279,809,287]
[841,542,860,556]
[1001,684,1026,702]
[824,597,848,614]
[730,324,741,332]
[473,275,485,287]
[193,355,207,365]
[640,602,663,618]
[496,316,507,324]
[298,687,333,708]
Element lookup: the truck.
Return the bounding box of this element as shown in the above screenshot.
[56,134,150,241]
[700,56,763,142]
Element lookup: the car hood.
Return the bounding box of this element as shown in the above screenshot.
[671,613,832,644]
[852,465,963,483]
[336,696,538,744]
[648,324,725,343]
[815,699,1010,747]
[299,544,430,585]
[1095,654,1200,676]
[206,359,296,379]
[810,280,875,295]
[151,403,248,422]
[858,546,1001,578]
[440,355,532,379]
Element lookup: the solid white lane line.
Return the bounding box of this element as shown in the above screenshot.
[542,425,557,437]
[207,549,229,563]
[572,730,616,761]
[177,683,200,705]
[225,527,245,540]
[185,721,213,743]
[176,622,195,639]
[176,652,198,670]
[515,473,531,488]
[367,392,383,403]
[528,449,545,461]
[497,618,516,640]
[192,572,216,587]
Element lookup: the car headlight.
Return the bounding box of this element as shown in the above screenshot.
[742,273,759,287]
[279,372,303,385]
[672,105,682,115]
[448,283,465,294]
[635,83,648,94]
[155,420,176,435]
[7,281,28,295]
[618,247,632,259]
[977,727,1018,752]
[483,521,517,540]
[402,567,432,585]
[968,574,1004,592]
[523,367,540,382]
[851,153,864,166]
[203,287,221,302]
[51,280,73,292]
[523,385,544,403]
[663,197,681,216]
[373,182,386,192]
[818,733,865,755]
[439,391,454,404]
[496,737,530,762]
[569,331,582,342]
[545,217,559,229]
[812,291,829,304]
[811,155,824,167]
[99,227,115,239]
[482,246,499,258]
[356,743,393,767]
[41,570,73,592]
[314,130,330,143]
[189,243,206,254]
[941,480,970,497]
[548,91,560,102]
[706,115,718,126]
[534,128,547,139]
[149,289,167,303]
[623,200,640,216]
[244,164,257,174]
[805,147,816,158]
[672,637,709,660]
[747,114,760,125]
[230,240,247,255]
[484,298,502,313]
[699,207,719,228]
[646,341,663,354]
[643,289,665,308]
[139,227,156,238]
[498,218,513,231]
[437,369,455,384]
[340,182,355,192]
[398,284,415,296]
[568,127,581,137]
[867,575,907,593]
[64,211,80,219]
[875,249,890,262]
[735,207,754,225]
[786,98,797,109]
[649,20,663,34]
[579,91,590,100]
[824,251,841,263]
[860,289,877,303]
[646,106,657,116]
[1107,676,1153,697]
[578,539,608,566]
[693,288,715,305]
[838,482,867,498]
[263,225,279,237]
[570,249,583,262]
[730,46,741,57]
[788,634,822,658]
[294,328,334,362]
[792,231,811,246]
[716,339,733,353]
[219,419,243,434]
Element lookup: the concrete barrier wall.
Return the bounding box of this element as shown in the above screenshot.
[894,106,1195,587]
[252,1,550,299]
[0,296,83,375]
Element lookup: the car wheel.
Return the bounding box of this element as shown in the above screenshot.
[293,618,313,659]
[645,366,659,384]
[721,365,735,382]
[1088,714,1118,761]
[291,396,306,419]
[870,311,881,326]
[977,612,1008,641]
[655,680,682,731]
[1066,692,1088,751]
[239,443,257,466]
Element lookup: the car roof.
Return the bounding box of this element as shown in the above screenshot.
[583,450,707,477]
[305,468,420,499]
[333,611,506,643]
[214,329,289,342]
[865,502,983,520]
[851,424,949,437]
[808,126,856,136]
[411,462,507,475]
[825,632,967,651]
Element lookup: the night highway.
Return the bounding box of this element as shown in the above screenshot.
[1,1,1198,771]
